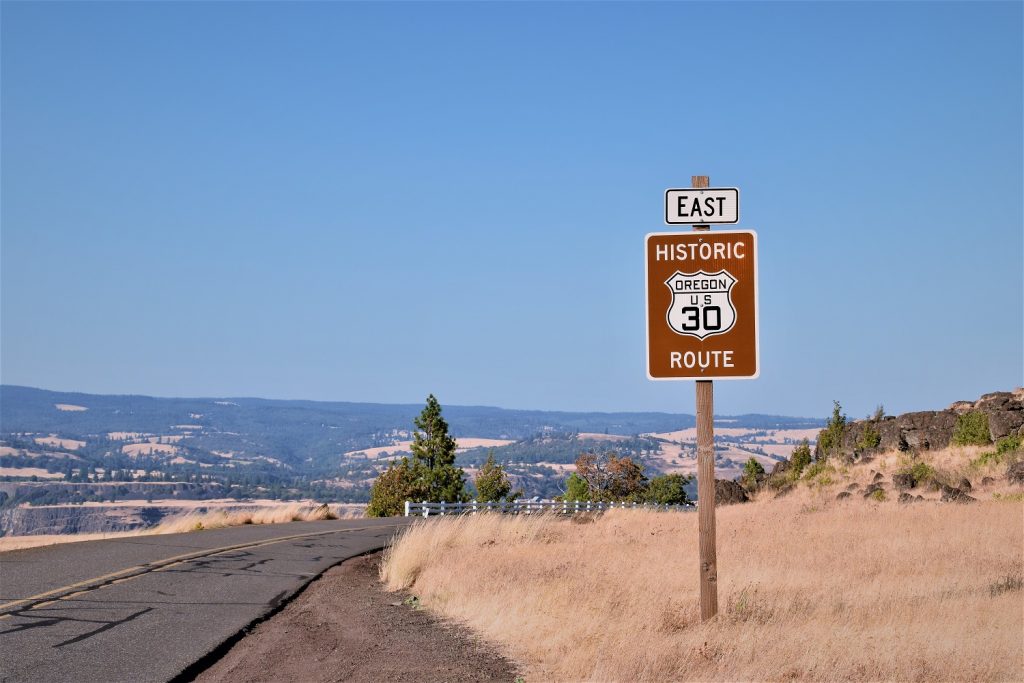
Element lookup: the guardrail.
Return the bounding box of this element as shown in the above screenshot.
[404,500,696,517]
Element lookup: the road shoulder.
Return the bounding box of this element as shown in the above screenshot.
[193,552,520,683]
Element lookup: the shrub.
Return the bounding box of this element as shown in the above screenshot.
[741,458,765,491]
[971,437,1022,469]
[802,460,836,487]
[562,472,590,502]
[475,451,519,503]
[817,401,847,460]
[574,452,647,502]
[367,458,425,517]
[644,473,692,505]
[857,423,881,451]
[907,461,936,486]
[952,412,991,446]
[870,488,886,502]
[996,434,1022,455]
[790,440,812,475]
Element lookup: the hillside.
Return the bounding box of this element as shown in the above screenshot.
[378,392,1024,681]
[0,386,822,532]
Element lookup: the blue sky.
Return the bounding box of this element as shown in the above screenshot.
[2,1,1021,419]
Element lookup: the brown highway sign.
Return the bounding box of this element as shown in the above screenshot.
[645,230,759,380]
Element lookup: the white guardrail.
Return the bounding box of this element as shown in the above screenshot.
[404,500,696,517]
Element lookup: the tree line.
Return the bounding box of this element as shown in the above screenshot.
[367,395,692,516]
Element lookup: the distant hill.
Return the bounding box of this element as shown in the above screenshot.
[0,385,823,506]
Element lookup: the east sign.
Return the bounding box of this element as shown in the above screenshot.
[664,188,739,224]
[645,230,759,380]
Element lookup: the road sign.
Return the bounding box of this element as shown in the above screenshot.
[664,187,739,224]
[645,229,758,380]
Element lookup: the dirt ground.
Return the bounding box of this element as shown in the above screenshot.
[194,552,520,683]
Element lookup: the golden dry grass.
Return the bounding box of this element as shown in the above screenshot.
[154,502,361,533]
[0,503,365,553]
[382,497,1024,682]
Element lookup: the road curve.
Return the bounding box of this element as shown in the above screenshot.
[0,517,414,682]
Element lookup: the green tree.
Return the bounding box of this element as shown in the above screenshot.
[562,472,590,501]
[644,473,691,505]
[817,401,847,461]
[790,439,813,475]
[366,458,426,517]
[409,394,467,503]
[741,457,766,491]
[474,451,519,502]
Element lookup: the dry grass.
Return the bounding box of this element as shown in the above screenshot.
[154,502,360,533]
[381,498,1024,682]
[0,503,365,553]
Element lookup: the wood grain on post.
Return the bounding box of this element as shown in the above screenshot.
[692,174,718,621]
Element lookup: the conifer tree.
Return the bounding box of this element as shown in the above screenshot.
[409,394,467,503]
[474,451,518,503]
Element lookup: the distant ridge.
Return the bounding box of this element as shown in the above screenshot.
[0,385,823,437]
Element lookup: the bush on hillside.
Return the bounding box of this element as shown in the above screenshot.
[366,459,425,517]
[952,412,991,446]
[817,401,847,460]
[474,451,520,503]
[790,440,813,474]
[562,472,590,502]
[857,423,882,451]
[644,473,692,505]
[970,435,1022,469]
[573,452,647,502]
[894,461,937,489]
[741,458,765,491]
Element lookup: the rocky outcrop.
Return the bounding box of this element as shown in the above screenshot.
[1007,461,1024,486]
[0,502,250,536]
[714,479,749,506]
[892,473,916,490]
[0,505,168,536]
[818,389,1024,462]
[940,485,975,504]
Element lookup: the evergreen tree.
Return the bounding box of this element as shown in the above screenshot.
[366,394,467,515]
[474,451,518,502]
[409,394,467,503]
[562,472,590,502]
[741,457,766,491]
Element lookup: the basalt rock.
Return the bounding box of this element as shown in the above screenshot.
[817,389,1024,462]
[940,485,975,503]
[1007,461,1024,486]
[863,483,886,499]
[714,479,749,505]
[958,477,972,492]
[892,473,916,490]
[836,491,852,501]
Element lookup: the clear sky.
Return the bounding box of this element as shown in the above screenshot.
[2,1,1021,419]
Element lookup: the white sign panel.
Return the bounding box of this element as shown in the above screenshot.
[664,188,739,225]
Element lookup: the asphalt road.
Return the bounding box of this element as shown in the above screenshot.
[0,517,414,682]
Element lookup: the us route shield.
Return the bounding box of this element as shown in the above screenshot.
[664,270,738,340]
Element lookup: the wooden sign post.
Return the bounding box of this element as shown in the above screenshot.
[645,175,760,622]
[692,175,718,622]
